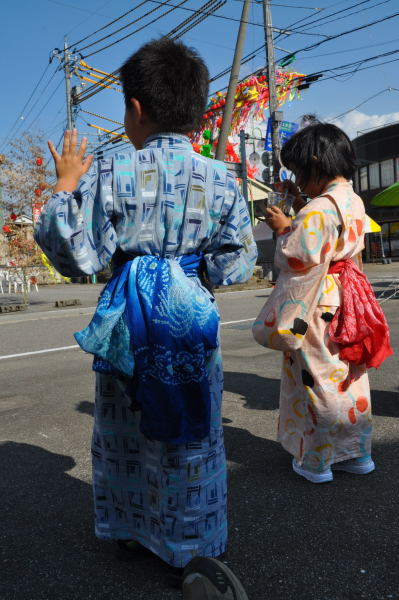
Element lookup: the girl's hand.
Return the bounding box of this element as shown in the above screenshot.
[265,205,292,234]
[275,180,305,213]
[48,129,94,193]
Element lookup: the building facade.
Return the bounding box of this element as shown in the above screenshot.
[352,123,399,260]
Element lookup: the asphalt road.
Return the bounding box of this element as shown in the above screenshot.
[0,285,398,600]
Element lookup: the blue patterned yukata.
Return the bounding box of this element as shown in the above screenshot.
[34,133,257,567]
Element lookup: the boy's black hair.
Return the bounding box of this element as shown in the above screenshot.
[280,122,357,186]
[120,38,209,133]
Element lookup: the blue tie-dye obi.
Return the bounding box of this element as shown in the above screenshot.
[74,254,219,444]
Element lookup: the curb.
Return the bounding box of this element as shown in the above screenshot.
[54,299,82,308]
[0,304,28,313]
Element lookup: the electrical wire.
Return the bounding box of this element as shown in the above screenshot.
[75,0,174,54]
[82,0,190,59]
[329,88,399,121]
[67,1,149,49]
[277,0,380,36]
[1,66,60,152]
[165,0,219,37]
[0,62,52,152]
[295,0,393,33]
[166,0,226,40]
[276,9,399,60]
[21,78,64,135]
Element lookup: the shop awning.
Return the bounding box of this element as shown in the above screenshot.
[364,214,381,233]
[370,182,399,207]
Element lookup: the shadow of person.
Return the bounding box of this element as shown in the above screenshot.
[222,424,399,600]
[0,442,176,600]
[223,371,280,410]
[75,400,95,416]
[371,388,399,417]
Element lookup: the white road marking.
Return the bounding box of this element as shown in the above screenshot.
[0,345,79,360]
[221,318,254,326]
[0,317,255,361]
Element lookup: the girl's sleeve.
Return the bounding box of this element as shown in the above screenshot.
[275,197,340,273]
[253,197,341,352]
[204,173,258,285]
[34,158,117,277]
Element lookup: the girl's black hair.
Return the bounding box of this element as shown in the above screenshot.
[120,38,209,134]
[280,122,357,186]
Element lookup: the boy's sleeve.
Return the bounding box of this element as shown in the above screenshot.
[34,158,117,277]
[204,173,258,285]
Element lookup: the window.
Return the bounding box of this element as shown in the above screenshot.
[381,159,394,188]
[395,158,399,181]
[369,163,380,190]
[360,166,368,191]
[353,170,360,193]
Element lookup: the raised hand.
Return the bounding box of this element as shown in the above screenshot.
[48,129,94,193]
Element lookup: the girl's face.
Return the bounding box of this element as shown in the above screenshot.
[296,175,327,198]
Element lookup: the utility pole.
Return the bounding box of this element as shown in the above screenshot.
[262,0,281,183]
[215,0,250,161]
[63,38,74,130]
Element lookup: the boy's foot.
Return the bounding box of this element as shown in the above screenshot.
[183,557,249,599]
[292,459,333,483]
[333,457,375,475]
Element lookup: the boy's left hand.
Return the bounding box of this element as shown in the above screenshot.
[49,129,94,193]
[265,206,292,234]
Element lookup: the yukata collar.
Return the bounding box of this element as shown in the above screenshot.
[324,179,352,193]
[143,133,193,150]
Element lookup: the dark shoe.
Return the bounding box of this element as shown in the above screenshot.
[183,557,249,599]
[115,539,142,561]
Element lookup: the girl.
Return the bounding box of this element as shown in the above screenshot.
[253,122,393,483]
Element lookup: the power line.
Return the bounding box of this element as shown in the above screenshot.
[67,1,148,49]
[278,0,380,35]
[297,0,393,33]
[145,0,264,27]
[276,9,399,61]
[0,62,53,152]
[21,78,64,134]
[82,0,191,59]
[329,88,399,121]
[75,0,174,54]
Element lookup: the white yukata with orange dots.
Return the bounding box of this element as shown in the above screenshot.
[275,181,372,472]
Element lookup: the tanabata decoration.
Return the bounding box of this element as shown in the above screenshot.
[34,189,42,197]
[10,213,17,221]
[191,71,306,154]
[3,225,10,234]
[36,157,43,166]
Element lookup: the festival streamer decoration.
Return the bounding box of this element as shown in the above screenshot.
[192,70,306,153]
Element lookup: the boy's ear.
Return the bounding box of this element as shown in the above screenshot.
[129,98,143,123]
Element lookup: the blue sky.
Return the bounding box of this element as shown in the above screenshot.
[1,0,399,158]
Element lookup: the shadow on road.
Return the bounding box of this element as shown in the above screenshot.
[0,442,175,600]
[224,372,280,410]
[2,417,399,600]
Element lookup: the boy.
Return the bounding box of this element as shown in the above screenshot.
[35,38,257,587]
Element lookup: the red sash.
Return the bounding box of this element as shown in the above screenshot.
[327,260,394,368]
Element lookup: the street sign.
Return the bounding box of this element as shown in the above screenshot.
[264,118,298,151]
